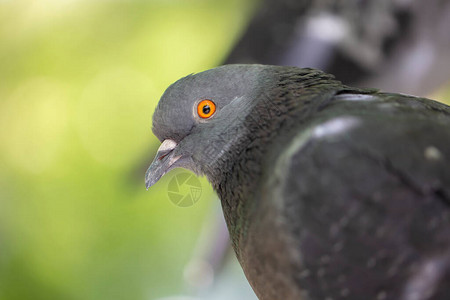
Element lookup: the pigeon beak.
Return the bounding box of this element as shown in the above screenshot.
[145,139,181,189]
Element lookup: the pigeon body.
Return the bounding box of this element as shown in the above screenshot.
[146,65,450,300]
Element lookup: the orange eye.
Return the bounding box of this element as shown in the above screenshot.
[197,99,216,119]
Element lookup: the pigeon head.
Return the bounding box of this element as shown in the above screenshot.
[145,64,279,188]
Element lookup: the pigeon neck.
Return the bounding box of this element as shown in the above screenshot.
[206,69,349,253]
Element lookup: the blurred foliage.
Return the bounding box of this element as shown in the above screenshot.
[0,0,257,299]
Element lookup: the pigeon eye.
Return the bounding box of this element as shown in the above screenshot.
[197,99,216,119]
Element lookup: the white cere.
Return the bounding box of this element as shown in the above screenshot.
[158,139,177,152]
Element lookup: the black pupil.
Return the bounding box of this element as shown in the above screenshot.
[202,105,211,115]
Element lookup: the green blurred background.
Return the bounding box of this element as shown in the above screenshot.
[0,1,257,299]
[0,1,449,300]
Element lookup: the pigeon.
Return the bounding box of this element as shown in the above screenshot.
[145,64,450,300]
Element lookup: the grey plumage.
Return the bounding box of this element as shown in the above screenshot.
[145,65,450,300]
